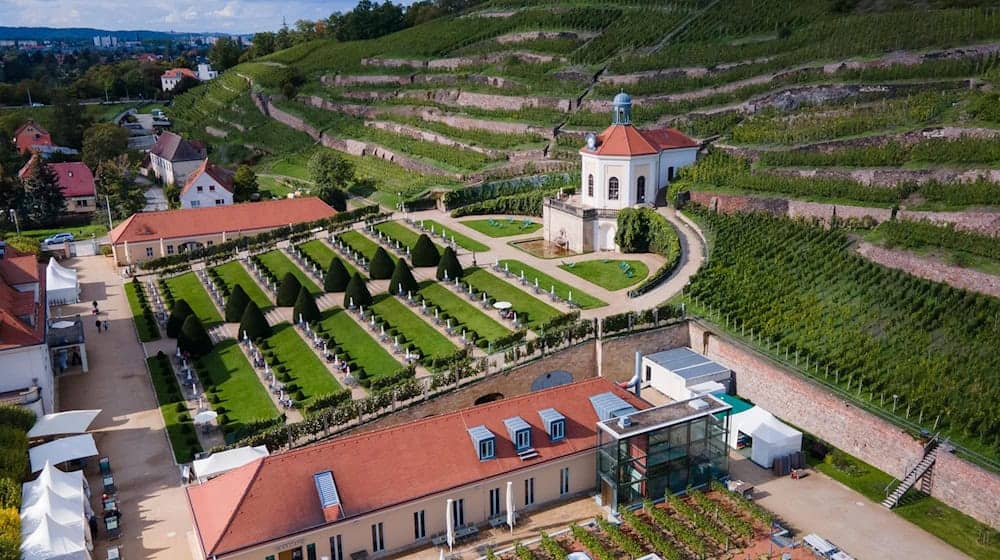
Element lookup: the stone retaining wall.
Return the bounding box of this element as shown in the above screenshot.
[768,166,1000,187]
[856,242,1000,297]
[365,120,503,157]
[361,51,563,70]
[495,30,595,44]
[204,126,228,138]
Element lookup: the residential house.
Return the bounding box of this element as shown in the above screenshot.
[180,160,235,209]
[0,243,51,415]
[197,63,219,81]
[108,197,336,265]
[18,156,97,214]
[161,67,198,91]
[148,131,206,185]
[13,120,53,154]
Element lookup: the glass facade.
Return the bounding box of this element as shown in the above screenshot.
[597,408,730,509]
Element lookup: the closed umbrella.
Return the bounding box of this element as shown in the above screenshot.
[446,498,455,552]
[506,480,515,533]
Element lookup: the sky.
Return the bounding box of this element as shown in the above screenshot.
[0,0,368,34]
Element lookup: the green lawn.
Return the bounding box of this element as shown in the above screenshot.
[338,230,386,262]
[462,268,561,329]
[15,223,108,244]
[258,250,322,295]
[198,340,280,429]
[165,272,223,326]
[267,323,340,404]
[376,221,443,253]
[298,239,360,278]
[461,218,541,238]
[372,295,457,359]
[417,220,489,252]
[499,260,606,309]
[319,308,402,379]
[418,282,510,342]
[559,259,649,291]
[147,356,201,463]
[124,281,159,341]
[212,261,273,311]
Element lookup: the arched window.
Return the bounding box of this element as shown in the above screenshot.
[637,176,646,203]
[608,177,619,200]
[587,174,594,197]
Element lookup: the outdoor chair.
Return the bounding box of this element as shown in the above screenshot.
[106,546,121,560]
[104,513,122,540]
[99,457,111,476]
[103,474,116,494]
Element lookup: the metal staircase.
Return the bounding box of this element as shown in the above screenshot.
[881,436,941,509]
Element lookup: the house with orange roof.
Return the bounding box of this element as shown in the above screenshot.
[18,155,97,214]
[543,92,700,252]
[179,160,235,209]
[108,197,335,265]
[185,377,733,560]
[12,120,53,154]
[160,67,199,91]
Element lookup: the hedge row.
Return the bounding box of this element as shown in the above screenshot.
[129,278,160,342]
[443,173,577,209]
[0,404,34,556]
[601,303,685,335]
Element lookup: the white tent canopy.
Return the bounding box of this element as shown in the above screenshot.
[19,513,90,560]
[29,434,98,473]
[23,462,92,518]
[20,488,83,534]
[727,406,802,468]
[46,257,80,306]
[192,446,269,482]
[28,410,101,439]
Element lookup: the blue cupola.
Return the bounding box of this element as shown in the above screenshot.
[612,90,632,125]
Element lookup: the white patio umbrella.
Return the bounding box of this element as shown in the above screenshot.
[445,498,455,552]
[506,480,515,533]
[194,411,218,425]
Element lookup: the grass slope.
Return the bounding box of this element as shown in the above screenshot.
[417,220,489,252]
[267,323,340,404]
[198,340,279,429]
[319,308,402,379]
[165,272,223,327]
[462,268,561,330]
[212,261,273,311]
[499,259,606,309]
[461,219,542,238]
[559,259,649,291]
[258,250,322,295]
[418,282,510,342]
[146,356,200,463]
[372,295,457,359]
[376,221,443,254]
[124,281,159,342]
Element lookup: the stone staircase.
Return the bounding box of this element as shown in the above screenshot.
[208,323,235,343]
[882,437,941,509]
[265,307,290,326]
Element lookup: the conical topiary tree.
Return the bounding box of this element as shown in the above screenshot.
[292,286,321,324]
[224,284,250,322]
[389,258,419,296]
[239,300,271,341]
[276,272,302,307]
[178,315,213,357]
[368,246,394,280]
[343,272,373,308]
[166,299,193,338]
[436,246,463,281]
[324,258,350,292]
[411,233,440,267]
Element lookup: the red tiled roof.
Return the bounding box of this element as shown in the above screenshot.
[0,248,44,350]
[150,131,207,162]
[181,159,235,196]
[109,197,336,245]
[16,157,96,197]
[187,378,649,556]
[0,253,41,286]
[163,67,198,80]
[581,124,698,157]
[12,120,53,153]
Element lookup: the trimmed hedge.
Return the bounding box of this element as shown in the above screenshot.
[224,284,250,323]
[239,301,272,340]
[436,246,463,281]
[411,234,440,267]
[389,259,419,296]
[324,258,351,292]
[277,272,302,307]
[344,273,373,308]
[368,247,394,280]
[179,315,213,357]
[293,286,322,324]
[166,298,193,338]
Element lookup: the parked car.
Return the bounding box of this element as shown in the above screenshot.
[43,232,74,245]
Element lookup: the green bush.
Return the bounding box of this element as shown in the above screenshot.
[0,478,19,509]
[178,315,213,357]
[0,507,19,559]
[436,246,463,281]
[411,234,440,267]
[616,208,651,252]
[277,272,302,307]
[239,301,272,340]
[0,426,27,481]
[368,247,394,279]
[166,298,193,338]
[344,272,373,308]
[224,284,250,323]
[324,257,351,292]
[389,258,419,296]
[0,405,35,432]
[175,402,186,413]
[293,286,322,324]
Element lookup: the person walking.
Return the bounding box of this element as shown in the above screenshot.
[95,319,102,333]
[103,319,109,331]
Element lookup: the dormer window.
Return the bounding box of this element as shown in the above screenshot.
[480,438,495,459]
[538,408,566,442]
[504,416,532,452]
[468,425,496,461]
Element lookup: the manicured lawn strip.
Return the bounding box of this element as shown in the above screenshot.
[298,239,360,278]
[372,295,457,359]
[124,281,159,341]
[417,219,489,252]
[198,340,279,429]
[212,261,273,311]
[338,230,385,262]
[146,356,201,463]
[319,308,402,379]
[462,268,561,329]
[376,221,443,253]
[559,259,650,291]
[461,218,542,238]
[165,272,223,326]
[267,323,340,404]
[16,223,108,244]
[499,259,606,309]
[257,250,322,295]
[418,282,510,342]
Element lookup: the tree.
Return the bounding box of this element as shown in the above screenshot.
[615,207,651,253]
[293,286,321,324]
[436,246,463,281]
[178,315,213,357]
[95,157,146,219]
[170,75,200,96]
[343,272,372,308]
[368,246,394,279]
[276,272,302,307]
[250,32,276,58]
[389,258,418,296]
[324,258,351,292]
[20,159,65,227]
[50,92,91,147]
[309,150,353,211]
[239,301,271,340]
[224,284,250,322]
[82,122,129,169]
[232,165,259,202]
[208,37,243,71]
[166,299,193,338]
[411,234,440,267]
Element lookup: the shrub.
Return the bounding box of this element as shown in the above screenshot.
[324,258,351,292]
[277,272,302,307]
[224,284,250,322]
[368,247,394,279]
[177,413,190,423]
[166,299,193,338]
[0,405,35,432]
[0,478,19,509]
[411,234,440,267]
[294,390,305,402]
[175,402,186,413]
[436,246,463,281]
[0,507,19,556]
[239,301,272,340]
[292,286,322,324]
[343,272,373,308]
[0,426,28,481]
[389,259,419,296]
[178,315,213,357]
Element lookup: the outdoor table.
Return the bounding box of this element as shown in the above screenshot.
[99,457,111,475]
[106,546,121,560]
[103,474,116,493]
[103,496,117,511]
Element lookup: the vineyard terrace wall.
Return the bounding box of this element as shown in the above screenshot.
[856,241,1000,298]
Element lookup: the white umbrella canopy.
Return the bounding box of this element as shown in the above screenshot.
[19,487,82,534]
[29,434,98,473]
[19,513,87,560]
[493,301,512,310]
[194,410,219,425]
[445,498,455,551]
[506,481,515,532]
